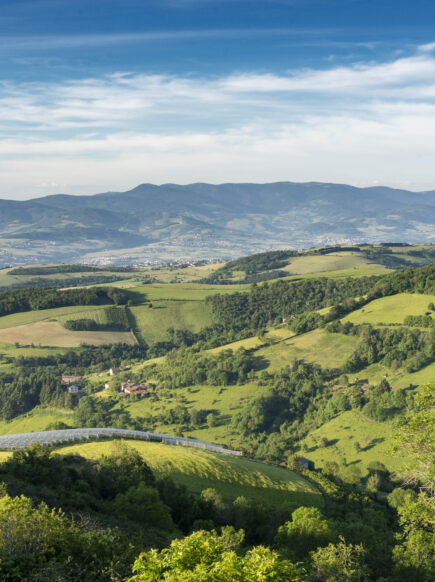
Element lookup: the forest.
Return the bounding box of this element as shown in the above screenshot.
[0,286,128,317]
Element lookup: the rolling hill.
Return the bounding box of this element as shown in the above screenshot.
[56,440,322,507]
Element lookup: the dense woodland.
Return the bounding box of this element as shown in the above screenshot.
[0,286,128,317]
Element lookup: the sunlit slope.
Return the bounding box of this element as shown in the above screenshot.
[281,251,385,275]
[128,301,211,344]
[343,293,435,326]
[0,304,136,347]
[0,407,73,435]
[58,440,323,507]
[256,329,360,371]
[297,410,404,475]
[0,321,135,347]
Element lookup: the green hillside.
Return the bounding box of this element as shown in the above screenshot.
[343,292,435,326]
[297,410,404,475]
[129,301,211,344]
[58,440,322,507]
[201,243,435,284]
[256,329,360,371]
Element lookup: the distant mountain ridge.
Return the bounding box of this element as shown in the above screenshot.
[0,182,434,265]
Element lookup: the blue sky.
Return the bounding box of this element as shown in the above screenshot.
[1,0,435,198]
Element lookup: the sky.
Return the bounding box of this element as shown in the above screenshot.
[1,0,435,199]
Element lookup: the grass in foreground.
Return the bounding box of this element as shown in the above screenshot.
[58,440,323,507]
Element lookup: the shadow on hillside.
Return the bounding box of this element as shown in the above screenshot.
[361,437,385,451]
[251,354,269,372]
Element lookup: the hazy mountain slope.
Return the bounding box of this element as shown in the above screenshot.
[0,182,434,265]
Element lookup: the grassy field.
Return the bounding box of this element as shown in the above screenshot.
[0,305,114,330]
[256,329,360,371]
[0,342,68,359]
[129,301,212,344]
[343,293,435,326]
[126,283,246,302]
[58,440,323,507]
[281,252,387,276]
[0,321,136,347]
[209,336,265,354]
[356,361,435,389]
[298,410,405,476]
[56,307,111,327]
[119,381,268,445]
[0,407,73,435]
[146,262,226,283]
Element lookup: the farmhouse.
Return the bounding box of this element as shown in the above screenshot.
[104,382,112,390]
[122,383,148,397]
[67,385,84,395]
[109,367,122,375]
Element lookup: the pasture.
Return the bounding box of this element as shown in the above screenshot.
[0,407,72,435]
[58,440,323,507]
[209,336,265,354]
[343,293,435,326]
[256,329,360,371]
[298,409,406,475]
[0,304,113,330]
[129,300,212,344]
[119,381,267,430]
[357,360,435,389]
[126,283,246,303]
[281,251,387,275]
[0,321,136,347]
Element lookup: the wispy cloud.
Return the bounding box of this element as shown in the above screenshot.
[1,46,435,196]
[0,27,343,52]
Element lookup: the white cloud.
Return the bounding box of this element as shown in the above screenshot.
[1,47,435,197]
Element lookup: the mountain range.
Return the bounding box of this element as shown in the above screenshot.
[0,182,434,265]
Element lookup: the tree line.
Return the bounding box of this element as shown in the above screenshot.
[0,286,128,317]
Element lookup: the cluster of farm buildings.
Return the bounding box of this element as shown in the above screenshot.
[61,366,149,399]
